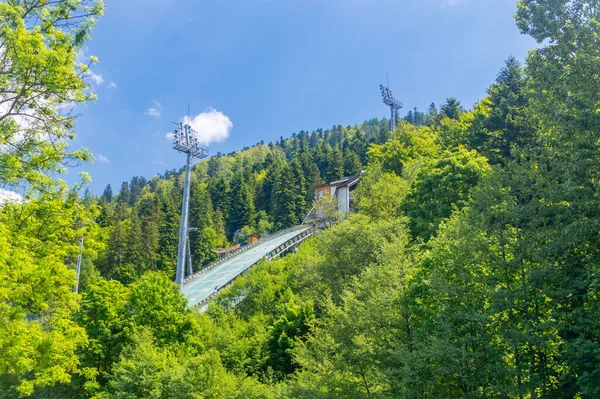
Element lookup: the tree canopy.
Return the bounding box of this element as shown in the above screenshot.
[2,0,600,397]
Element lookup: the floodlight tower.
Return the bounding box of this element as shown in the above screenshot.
[172,121,209,290]
[380,84,403,132]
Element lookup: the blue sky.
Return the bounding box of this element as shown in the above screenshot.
[72,0,537,193]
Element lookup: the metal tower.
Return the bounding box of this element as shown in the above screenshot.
[172,121,209,290]
[380,84,402,132]
[73,234,84,293]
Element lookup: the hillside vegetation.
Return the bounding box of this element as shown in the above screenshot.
[1,0,600,398]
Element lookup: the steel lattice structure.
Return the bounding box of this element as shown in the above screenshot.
[172,121,209,290]
[380,84,402,132]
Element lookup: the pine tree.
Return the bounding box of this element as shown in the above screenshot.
[209,175,231,218]
[272,163,299,229]
[428,102,438,124]
[290,159,308,223]
[327,146,344,182]
[137,195,160,272]
[102,218,127,281]
[121,211,144,282]
[259,160,282,214]
[128,176,147,206]
[102,184,113,202]
[118,182,130,204]
[440,97,463,119]
[343,148,362,177]
[228,170,255,238]
[476,56,532,163]
[189,183,217,269]
[157,188,180,276]
[299,150,322,204]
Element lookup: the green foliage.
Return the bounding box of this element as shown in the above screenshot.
[440,97,464,119]
[0,0,104,192]
[107,329,184,399]
[0,196,96,396]
[5,1,600,398]
[271,163,300,229]
[401,146,490,241]
[229,170,255,236]
[289,226,416,398]
[91,122,376,280]
[312,194,338,228]
[0,4,105,392]
[309,215,408,303]
[107,329,273,399]
[353,163,409,220]
[462,57,533,164]
[78,280,130,387]
[127,272,192,346]
[266,294,314,377]
[367,122,439,176]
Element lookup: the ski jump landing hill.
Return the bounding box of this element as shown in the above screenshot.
[182,225,314,308]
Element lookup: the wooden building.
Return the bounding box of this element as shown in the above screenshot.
[314,174,361,215]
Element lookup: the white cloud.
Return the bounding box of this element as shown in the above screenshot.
[153,159,166,166]
[76,46,89,64]
[108,81,118,89]
[146,107,160,117]
[0,95,66,148]
[96,153,110,163]
[88,72,104,85]
[181,108,233,145]
[76,46,104,86]
[57,102,77,114]
[145,100,162,117]
[165,132,175,140]
[0,189,23,205]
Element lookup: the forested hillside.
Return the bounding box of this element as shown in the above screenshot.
[1,0,600,398]
[86,118,388,285]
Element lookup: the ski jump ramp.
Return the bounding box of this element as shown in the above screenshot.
[182,225,314,308]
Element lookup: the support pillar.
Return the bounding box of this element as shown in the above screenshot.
[73,235,84,293]
[176,151,192,289]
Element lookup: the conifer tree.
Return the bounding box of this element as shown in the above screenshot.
[137,196,160,273]
[228,170,255,238]
[102,184,113,203]
[209,175,231,219]
[290,159,308,223]
[272,163,298,228]
[477,56,532,163]
[343,148,362,177]
[118,182,130,204]
[189,183,218,268]
[102,218,127,281]
[156,188,180,276]
[327,146,344,182]
[440,97,464,119]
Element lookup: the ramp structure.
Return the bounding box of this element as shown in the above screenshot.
[182,225,314,308]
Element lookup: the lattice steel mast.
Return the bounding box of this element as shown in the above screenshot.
[73,234,84,293]
[172,120,209,290]
[379,83,402,132]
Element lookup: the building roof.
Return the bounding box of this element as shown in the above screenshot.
[330,174,360,189]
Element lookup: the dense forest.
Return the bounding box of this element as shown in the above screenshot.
[86,117,386,285]
[1,0,600,398]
